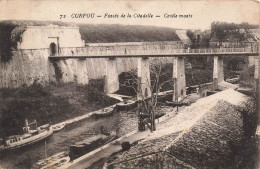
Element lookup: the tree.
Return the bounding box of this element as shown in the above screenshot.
[210,21,259,48]
[120,58,173,132]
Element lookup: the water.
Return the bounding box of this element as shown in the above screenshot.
[0,112,124,169]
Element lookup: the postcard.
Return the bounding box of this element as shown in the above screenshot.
[0,0,259,169]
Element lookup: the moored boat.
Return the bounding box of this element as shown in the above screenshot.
[116,100,137,111]
[69,131,117,161]
[93,106,115,118]
[0,121,53,151]
[34,131,117,168]
[32,152,70,169]
[53,123,66,132]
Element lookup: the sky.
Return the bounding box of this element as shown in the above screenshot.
[0,0,259,30]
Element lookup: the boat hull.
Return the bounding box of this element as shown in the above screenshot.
[1,125,53,151]
[53,124,65,132]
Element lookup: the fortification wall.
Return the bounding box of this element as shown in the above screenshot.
[1,43,176,88]
[0,49,50,88]
[17,25,84,49]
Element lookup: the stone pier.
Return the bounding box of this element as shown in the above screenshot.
[104,58,119,94]
[254,57,259,94]
[248,56,256,67]
[172,57,186,102]
[76,59,89,85]
[213,56,224,90]
[137,57,151,100]
[254,57,259,80]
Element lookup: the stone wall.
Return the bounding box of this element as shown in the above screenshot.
[1,39,182,88]
[0,49,50,88]
[106,89,248,169]
[0,24,183,89]
[17,25,84,49]
[167,100,244,169]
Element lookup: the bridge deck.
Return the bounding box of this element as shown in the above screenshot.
[50,47,259,59]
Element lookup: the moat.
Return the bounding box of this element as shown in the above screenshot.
[0,110,138,169]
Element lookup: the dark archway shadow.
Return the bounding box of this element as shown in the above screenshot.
[50,43,57,56]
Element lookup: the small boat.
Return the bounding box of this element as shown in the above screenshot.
[33,152,70,169]
[165,101,190,106]
[0,120,53,151]
[69,131,117,161]
[36,132,117,168]
[116,100,137,111]
[53,123,66,132]
[93,106,115,118]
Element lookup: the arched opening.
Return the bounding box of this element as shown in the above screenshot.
[145,88,148,97]
[197,35,201,43]
[50,43,57,56]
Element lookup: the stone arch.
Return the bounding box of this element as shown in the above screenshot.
[50,42,57,56]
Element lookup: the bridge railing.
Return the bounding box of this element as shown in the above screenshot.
[57,45,258,57]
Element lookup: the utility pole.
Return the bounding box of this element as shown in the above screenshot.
[44,141,47,159]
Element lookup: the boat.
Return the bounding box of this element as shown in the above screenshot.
[165,101,190,106]
[0,120,53,151]
[69,131,117,161]
[53,123,66,132]
[32,152,70,169]
[93,106,115,118]
[35,131,117,168]
[116,100,137,111]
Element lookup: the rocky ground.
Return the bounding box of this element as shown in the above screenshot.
[106,132,181,169]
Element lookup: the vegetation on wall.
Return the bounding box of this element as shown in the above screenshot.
[0,22,17,62]
[210,22,259,44]
[186,22,259,49]
[78,24,180,43]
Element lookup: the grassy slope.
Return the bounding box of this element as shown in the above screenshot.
[78,24,180,43]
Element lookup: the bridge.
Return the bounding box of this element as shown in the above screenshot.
[50,46,259,59]
[48,46,259,102]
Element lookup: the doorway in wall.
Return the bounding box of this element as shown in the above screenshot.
[50,43,57,56]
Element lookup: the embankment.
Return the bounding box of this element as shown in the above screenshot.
[107,89,257,169]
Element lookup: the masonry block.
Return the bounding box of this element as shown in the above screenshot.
[248,56,256,67]
[254,57,259,80]
[76,59,89,85]
[137,57,151,100]
[104,58,119,94]
[172,57,186,102]
[254,57,259,97]
[213,56,224,90]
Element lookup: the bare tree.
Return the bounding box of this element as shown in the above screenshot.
[120,58,173,132]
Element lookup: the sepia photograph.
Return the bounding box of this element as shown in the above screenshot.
[0,0,259,168]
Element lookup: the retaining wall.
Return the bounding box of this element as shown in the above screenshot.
[167,100,244,169]
[107,89,248,169]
